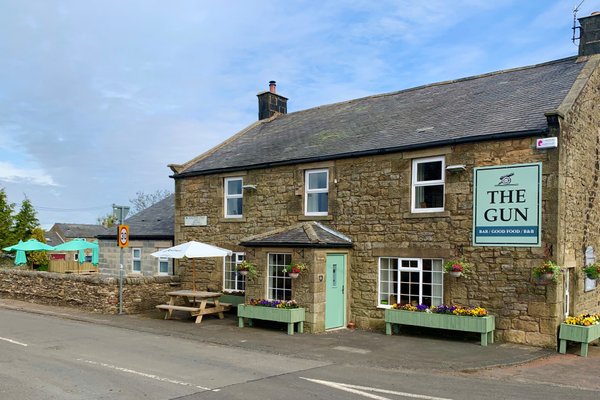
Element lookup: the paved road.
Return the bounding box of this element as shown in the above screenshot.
[1,308,599,400]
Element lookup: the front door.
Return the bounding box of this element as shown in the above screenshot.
[325,254,346,329]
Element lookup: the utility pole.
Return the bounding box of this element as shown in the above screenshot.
[112,204,130,315]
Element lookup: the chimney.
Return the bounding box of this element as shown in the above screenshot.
[257,80,288,120]
[578,12,600,56]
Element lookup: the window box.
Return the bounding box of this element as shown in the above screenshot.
[384,309,495,346]
[219,294,245,307]
[238,305,305,335]
[559,323,600,357]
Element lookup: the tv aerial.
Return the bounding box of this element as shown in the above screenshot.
[572,0,585,44]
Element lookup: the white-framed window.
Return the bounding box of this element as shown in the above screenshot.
[224,252,246,292]
[132,248,141,273]
[224,177,243,218]
[411,156,445,213]
[268,253,292,300]
[378,258,443,308]
[305,169,329,216]
[158,256,170,276]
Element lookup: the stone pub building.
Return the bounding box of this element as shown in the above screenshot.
[168,13,600,346]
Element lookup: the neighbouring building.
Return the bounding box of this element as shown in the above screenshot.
[46,223,109,273]
[97,195,175,277]
[167,13,600,346]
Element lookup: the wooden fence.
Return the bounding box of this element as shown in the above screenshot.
[48,259,99,274]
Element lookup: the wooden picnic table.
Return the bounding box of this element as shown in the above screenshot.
[156,290,229,324]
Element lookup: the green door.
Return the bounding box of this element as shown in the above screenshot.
[325,254,346,329]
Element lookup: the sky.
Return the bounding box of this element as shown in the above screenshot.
[0,0,598,228]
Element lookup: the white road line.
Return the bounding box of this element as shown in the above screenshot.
[0,336,28,347]
[78,359,220,392]
[300,377,454,400]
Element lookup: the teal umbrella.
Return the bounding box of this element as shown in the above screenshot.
[53,239,99,266]
[2,239,54,252]
[14,250,27,266]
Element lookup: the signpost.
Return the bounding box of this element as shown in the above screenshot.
[113,204,130,314]
[473,163,542,247]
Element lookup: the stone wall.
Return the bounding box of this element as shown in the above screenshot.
[0,269,180,314]
[559,56,600,315]
[98,239,174,277]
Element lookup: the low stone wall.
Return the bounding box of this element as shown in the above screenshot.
[0,269,181,314]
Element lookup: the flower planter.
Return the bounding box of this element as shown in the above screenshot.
[384,309,495,346]
[558,323,600,357]
[449,271,462,278]
[238,304,305,335]
[288,272,299,279]
[238,270,248,276]
[219,294,245,307]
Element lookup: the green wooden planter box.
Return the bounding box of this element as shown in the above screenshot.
[384,309,495,346]
[238,305,305,335]
[219,294,245,307]
[559,323,600,357]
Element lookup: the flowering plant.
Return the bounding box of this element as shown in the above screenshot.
[443,259,472,274]
[247,298,299,309]
[235,260,257,279]
[532,260,561,283]
[282,262,308,274]
[391,303,488,317]
[565,313,600,326]
[583,263,600,280]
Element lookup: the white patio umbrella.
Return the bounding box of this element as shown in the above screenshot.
[151,241,232,291]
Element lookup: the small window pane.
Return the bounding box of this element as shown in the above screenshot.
[227,179,242,195]
[307,192,328,213]
[414,185,444,209]
[417,161,442,182]
[308,171,327,189]
[227,198,243,215]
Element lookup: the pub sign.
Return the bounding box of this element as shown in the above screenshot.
[473,163,542,247]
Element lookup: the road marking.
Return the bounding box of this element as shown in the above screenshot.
[300,377,453,400]
[333,345,371,354]
[0,336,28,347]
[78,359,220,392]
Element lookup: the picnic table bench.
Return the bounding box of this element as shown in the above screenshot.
[156,290,230,324]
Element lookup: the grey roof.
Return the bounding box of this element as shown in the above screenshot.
[52,223,110,239]
[177,57,585,177]
[240,222,352,248]
[98,194,174,239]
[44,230,63,245]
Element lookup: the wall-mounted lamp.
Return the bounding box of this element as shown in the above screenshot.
[242,184,257,190]
[446,164,466,172]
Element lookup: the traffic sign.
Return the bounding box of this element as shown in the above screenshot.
[118,225,129,248]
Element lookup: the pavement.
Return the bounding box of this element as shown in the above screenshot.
[1,297,599,387]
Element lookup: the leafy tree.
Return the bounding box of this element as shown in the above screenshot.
[0,188,15,249]
[97,213,117,228]
[129,189,172,214]
[28,227,49,268]
[12,196,39,242]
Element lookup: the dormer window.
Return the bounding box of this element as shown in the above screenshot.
[411,156,445,213]
[224,177,243,218]
[305,169,328,216]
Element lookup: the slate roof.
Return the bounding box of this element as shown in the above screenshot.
[44,230,63,245]
[176,57,585,177]
[51,223,110,239]
[240,222,352,248]
[97,194,174,239]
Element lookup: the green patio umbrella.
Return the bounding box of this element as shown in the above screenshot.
[53,238,99,266]
[14,250,27,266]
[2,239,54,252]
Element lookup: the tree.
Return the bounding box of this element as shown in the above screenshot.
[0,188,15,249]
[97,213,117,228]
[129,189,172,214]
[12,196,39,242]
[28,227,49,268]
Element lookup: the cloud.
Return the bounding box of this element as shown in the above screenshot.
[0,161,58,186]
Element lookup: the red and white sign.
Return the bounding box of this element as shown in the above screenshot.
[536,137,558,149]
[118,225,129,248]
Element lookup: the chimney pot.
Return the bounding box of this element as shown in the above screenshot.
[269,80,276,93]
